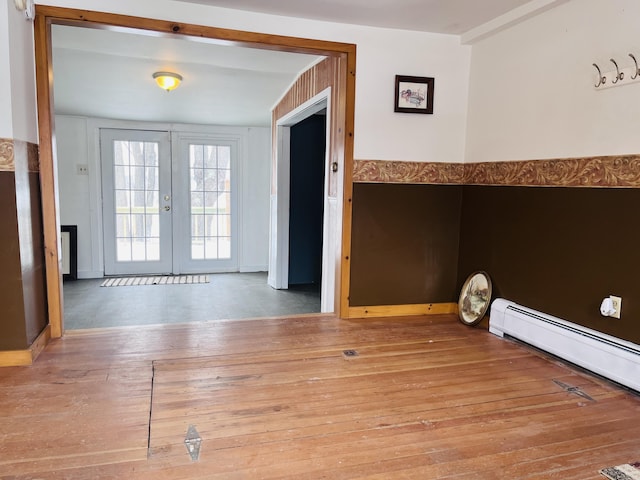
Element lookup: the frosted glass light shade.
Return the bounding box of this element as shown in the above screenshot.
[153,71,183,91]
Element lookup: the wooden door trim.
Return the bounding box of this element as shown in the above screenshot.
[34,6,355,55]
[34,6,356,337]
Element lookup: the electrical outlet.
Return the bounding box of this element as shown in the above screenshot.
[76,164,89,175]
[610,295,622,319]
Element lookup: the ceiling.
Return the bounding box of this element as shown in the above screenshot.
[52,25,323,126]
[174,0,540,35]
[52,1,560,126]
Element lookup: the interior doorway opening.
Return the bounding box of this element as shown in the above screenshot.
[269,91,336,313]
[288,112,327,287]
[35,6,356,336]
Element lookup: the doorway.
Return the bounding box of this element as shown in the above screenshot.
[288,113,326,287]
[34,6,356,337]
[269,91,336,312]
[101,129,173,275]
[100,128,239,276]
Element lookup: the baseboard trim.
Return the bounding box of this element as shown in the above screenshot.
[77,270,104,279]
[0,325,52,367]
[239,266,268,273]
[347,303,457,319]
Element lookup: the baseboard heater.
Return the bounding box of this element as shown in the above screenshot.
[490,298,640,392]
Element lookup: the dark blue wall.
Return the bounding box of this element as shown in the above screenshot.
[288,114,326,285]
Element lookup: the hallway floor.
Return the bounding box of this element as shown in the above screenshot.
[63,272,321,329]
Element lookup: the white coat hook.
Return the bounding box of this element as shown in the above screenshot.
[13,0,34,20]
[610,58,623,83]
[592,63,606,87]
[630,53,639,80]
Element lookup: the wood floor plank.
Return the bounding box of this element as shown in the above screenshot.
[0,314,638,478]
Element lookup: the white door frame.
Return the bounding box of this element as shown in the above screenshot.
[268,87,334,312]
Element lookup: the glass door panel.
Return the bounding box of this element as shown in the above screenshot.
[101,129,172,275]
[177,137,238,273]
[189,144,232,260]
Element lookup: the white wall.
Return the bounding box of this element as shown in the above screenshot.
[56,115,270,278]
[242,127,271,271]
[355,29,470,163]
[1,2,37,142]
[56,116,93,275]
[465,0,640,162]
[37,0,472,163]
[0,3,12,138]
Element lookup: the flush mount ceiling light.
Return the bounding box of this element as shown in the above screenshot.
[153,71,183,92]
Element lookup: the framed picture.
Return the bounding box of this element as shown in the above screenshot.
[394,75,434,114]
[458,271,492,326]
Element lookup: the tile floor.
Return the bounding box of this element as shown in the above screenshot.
[63,272,321,330]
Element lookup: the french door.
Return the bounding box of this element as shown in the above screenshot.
[101,129,172,275]
[174,135,238,273]
[101,129,238,275]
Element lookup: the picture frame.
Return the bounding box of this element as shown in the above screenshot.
[394,75,434,114]
[457,271,492,326]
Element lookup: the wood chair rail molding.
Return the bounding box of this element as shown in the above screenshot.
[0,138,15,171]
[0,139,39,172]
[354,154,640,187]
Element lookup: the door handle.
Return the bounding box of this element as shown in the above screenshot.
[164,205,171,211]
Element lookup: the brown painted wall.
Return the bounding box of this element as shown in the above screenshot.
[349,181,640,345]
[0,172,28,350]
[349,183,462,306]
[458,186,640,344]
[19,173,48,344]
[0,139,47,351]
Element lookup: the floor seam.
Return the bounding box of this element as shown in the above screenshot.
[147,360,156,458]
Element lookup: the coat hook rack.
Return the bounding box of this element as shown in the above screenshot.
[593,53,640,90]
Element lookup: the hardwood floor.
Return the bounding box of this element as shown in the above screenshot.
[0,314,638,479]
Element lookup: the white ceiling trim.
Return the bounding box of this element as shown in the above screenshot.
[173,0,568,42]
[461,0,571,44]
